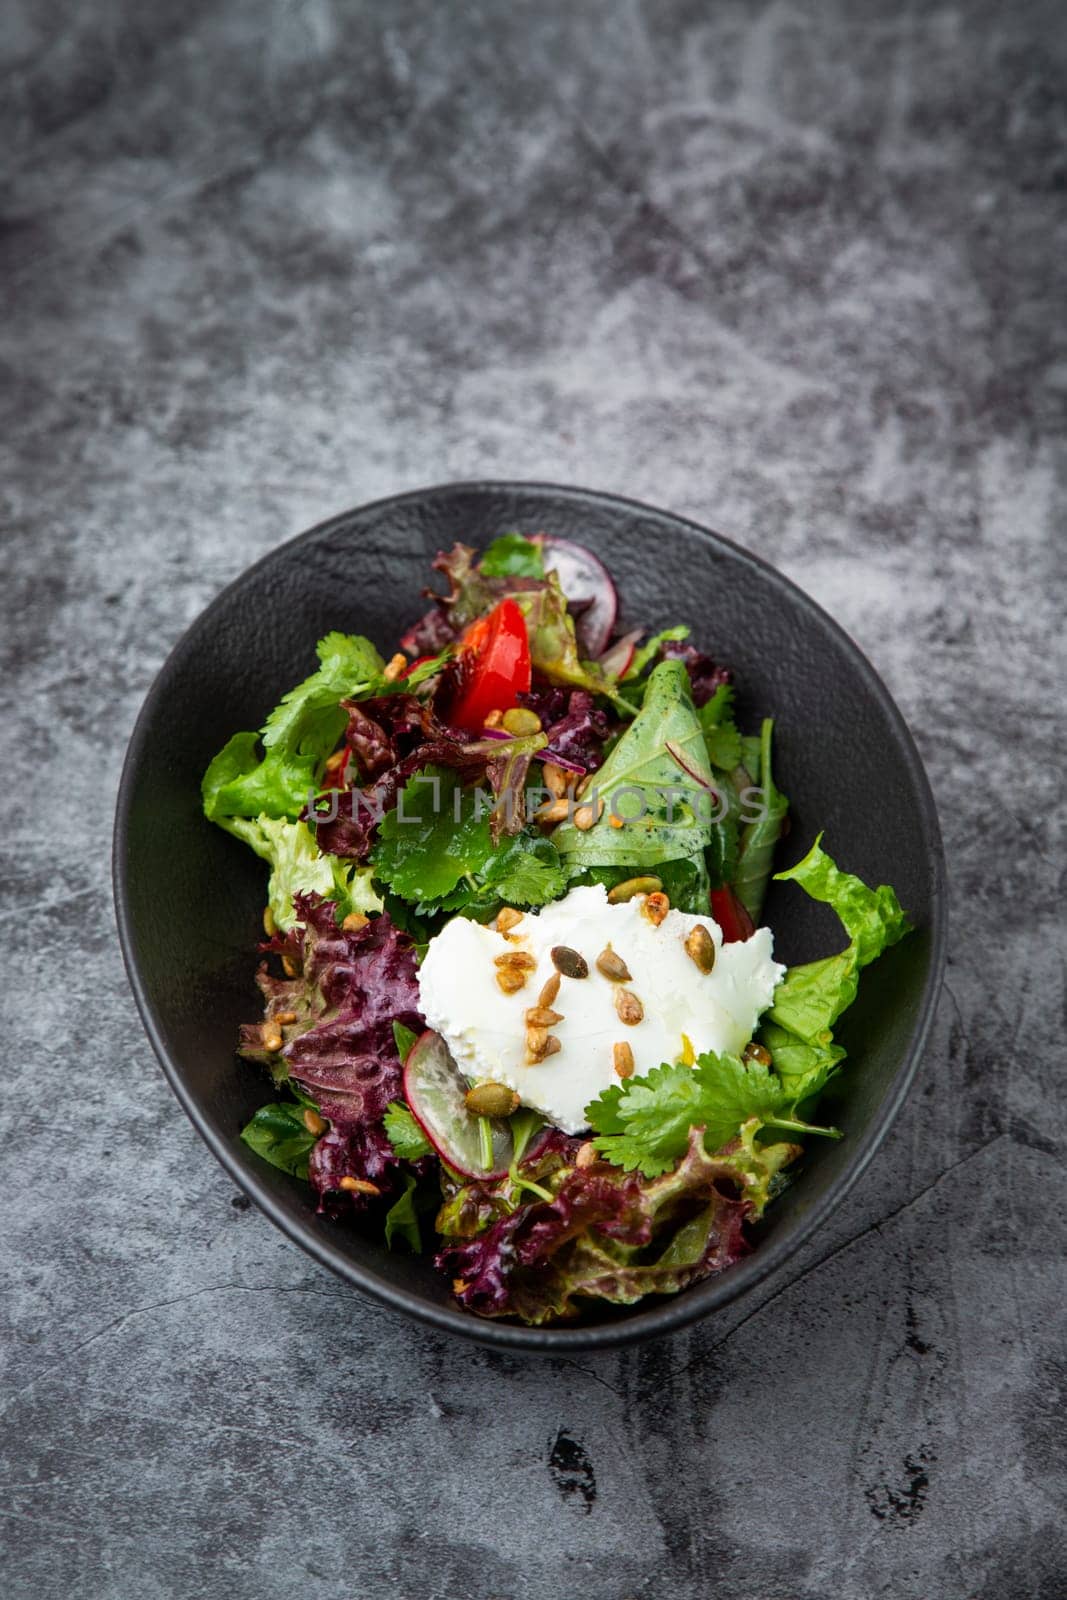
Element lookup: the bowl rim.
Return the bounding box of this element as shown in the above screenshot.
[113,479,948,1352]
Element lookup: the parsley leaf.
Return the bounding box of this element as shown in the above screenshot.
[383,1101,433,1160]
[585,1051,835,1179]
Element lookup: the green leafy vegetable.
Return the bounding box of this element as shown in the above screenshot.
[552,660,715,871]
[391,1022,419,1062]
[760,836,912,1106]
[585,1050,835,1180]
[734,719,789,922]
[384,1173,423,1251]
[479,533,546,579]
[775,833,911,966]
[383,1101,433,1160]
[371,766,567,913]
[221,815,382,930]
[513,574,634,710]
[203,633,386,821]
[622,624,690,681]
[698,684,743,772]
[240,1100,318,1179]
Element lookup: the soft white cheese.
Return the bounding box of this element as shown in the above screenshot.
[417,884,785,1134]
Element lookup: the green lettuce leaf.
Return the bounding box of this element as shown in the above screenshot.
[586,1050,835,1180]
[203,632,385,821]
[774,833,911,966]
[223,815,383,930]
[552,659,715,871]
[760,835,912,1105]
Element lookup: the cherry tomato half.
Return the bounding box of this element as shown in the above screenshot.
[710,885,755,944]
[445,598,531,732]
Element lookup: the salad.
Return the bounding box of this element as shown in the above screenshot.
[203,533,910,1325]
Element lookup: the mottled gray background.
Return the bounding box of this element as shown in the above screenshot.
[3,1,1065,1596]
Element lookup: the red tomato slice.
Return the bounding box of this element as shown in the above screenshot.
[710,885,756,944]
[446,598,531,731]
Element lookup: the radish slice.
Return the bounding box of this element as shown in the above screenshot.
[538,536,618,657]
[597,627,642,680]
[403,1029,515,1180]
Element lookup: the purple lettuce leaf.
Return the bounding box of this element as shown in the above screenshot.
[435,1126,761,1324]
[239,898,425,1212]
[519,687,612,771]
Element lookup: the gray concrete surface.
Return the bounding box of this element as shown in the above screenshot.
[3,2,1065,1596]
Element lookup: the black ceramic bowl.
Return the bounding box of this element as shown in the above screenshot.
[114,482,946,1350]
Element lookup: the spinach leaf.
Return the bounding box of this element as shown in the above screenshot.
[240,1100,318,1179]
[552,660,715,871]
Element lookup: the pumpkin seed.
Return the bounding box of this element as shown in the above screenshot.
[551,945,589,979]
[595,946,632,982]
[614,989,644,1026]
[502,706,542,736]
[684,924,716,973]
[743,1041,772,1068]
[642,892,670,926]
[613,1041,636,1079]
[464,1081,521,1118]
[607,876,662,904]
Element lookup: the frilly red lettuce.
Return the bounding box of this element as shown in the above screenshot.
[435,1124,799,1324]
[519,687,611,771]
[660,639,732,707]
[239,897,425,1212]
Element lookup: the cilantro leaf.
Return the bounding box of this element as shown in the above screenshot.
[371,766,566,913]
[585,1051,835,1179]
[203,632,386,821]
[479,533,546,579]
[383,1101,432,1159]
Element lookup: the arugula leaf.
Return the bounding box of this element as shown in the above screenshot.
[384,1172,422,1251]
[203,633,386,821]
[734,719,789,922]
[585,1051,835,1179]
[622,624,690,682]
[391,1022,419,1062]
[552,660,715,871]
[223,814,383,930]
[240,1100,318,1179]
[371,766,566,912]
[479,533,546,579]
